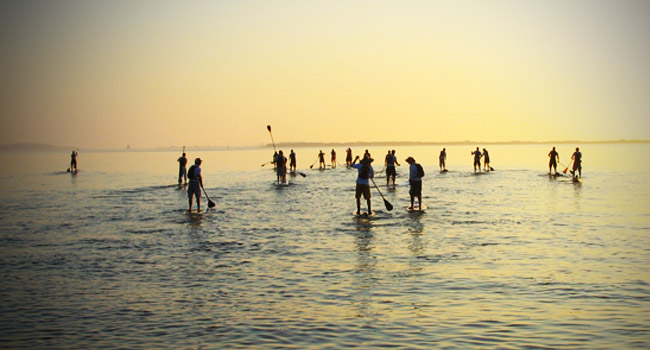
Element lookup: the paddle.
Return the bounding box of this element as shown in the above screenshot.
[266,125,277,152]
[261,161,273,167]
[266,125,306,177]
[370,178,393,211]
[309,158,318,169]
[562,159,574,174]
[202,186,216,208]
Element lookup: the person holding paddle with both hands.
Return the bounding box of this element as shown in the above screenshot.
[351,154,375,215]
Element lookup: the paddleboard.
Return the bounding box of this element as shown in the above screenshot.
[353,211,375,217]
[440,169,449,173]
[572,177,583,183]
[406,205,428,212]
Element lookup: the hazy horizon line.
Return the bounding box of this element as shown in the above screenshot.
[1,139,649,152]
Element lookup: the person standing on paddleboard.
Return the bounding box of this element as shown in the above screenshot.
[352,154,374,215]
[482,148,491,172]
[289,149,297,173]
[177,152,188,185]
[385,150,400,186]
[69,150,78,172]
[331,149,337,169]
[345,148,353,168]
[548,147,559,175]
[275,150,287,184]
[571,147,582,180]
[406,157,424,211]
[187,158,203,212]
[318,150,326,169]
[439,148,447,171]
[471,147,482,173]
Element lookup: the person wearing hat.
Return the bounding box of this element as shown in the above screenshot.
[187,158,203,212]
[405,157,423,210]
[351,153,375,215]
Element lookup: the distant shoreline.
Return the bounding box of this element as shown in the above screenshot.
[1,139,648,152]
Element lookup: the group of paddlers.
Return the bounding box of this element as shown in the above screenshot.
[174,146,584,212]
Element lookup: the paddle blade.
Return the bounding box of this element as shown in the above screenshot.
[562,167,568,174]
[208,199,216,208]
[298,172,307,177]
[267,125,271,132]
[384,199,393,211]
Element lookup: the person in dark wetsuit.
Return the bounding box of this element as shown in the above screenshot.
[318,150,326,169]
[471,147,482,173]
[289,149,297,173]
[331,149,337,169]
[275,150,287,184]
[548,147,559,175]
[482,148,491,172]
[439,148,447,171]
[177,152,188,185]
[345,148,353,167]
[69,150,78,172]
[571,147,582,180]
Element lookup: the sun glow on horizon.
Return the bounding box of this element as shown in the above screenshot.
[1,0,649,149]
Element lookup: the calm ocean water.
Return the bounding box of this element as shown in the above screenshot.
[1,144,649,349]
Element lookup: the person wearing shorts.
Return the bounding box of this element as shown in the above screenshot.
[177,152,188,185]
[406,157,423,210]
[275,150,287,184]
[471,147,482,173]
[187,158,203,212]
[352,154,374,215]
[548,147,559,174]
[384,150,400,186]
[571,147,582,179]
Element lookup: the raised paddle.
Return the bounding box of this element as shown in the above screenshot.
[202,186,216,208]
[266,125,277,153]
[370,178,393,211]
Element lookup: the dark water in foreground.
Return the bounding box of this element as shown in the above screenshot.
[0,145,649,349]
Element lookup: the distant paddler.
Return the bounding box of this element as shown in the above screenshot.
[482,148,491,172]
[571,147,582,180]
[471,147,482,173]
[68,150,78,173]
[352,154,374,215]
[177,152,188,185]
[187,158,204,212]
[275,150,288,184]
[289,149,297,173]
[439,148,447,171]
[318,150,326,169]
[548,147,559,175]
[331,149,337,169]
[384,149,400,186]
[345,148,353,167]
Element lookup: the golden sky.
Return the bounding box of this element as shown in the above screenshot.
[1,0,649,149]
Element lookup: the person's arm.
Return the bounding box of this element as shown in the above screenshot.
[352,156,360,165]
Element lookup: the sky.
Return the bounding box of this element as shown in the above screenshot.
[1,0,649,149]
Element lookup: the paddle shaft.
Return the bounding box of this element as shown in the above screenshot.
[370,178,393,211]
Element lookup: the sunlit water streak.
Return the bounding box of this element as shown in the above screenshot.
[0,144,649,349]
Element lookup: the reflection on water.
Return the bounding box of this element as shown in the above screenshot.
[0,144,649,349]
